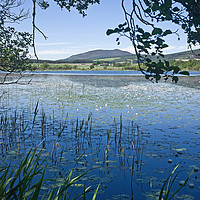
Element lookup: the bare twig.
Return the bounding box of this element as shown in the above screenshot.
[32,0,47,60]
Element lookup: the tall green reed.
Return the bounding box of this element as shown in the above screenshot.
[0,148,99,200]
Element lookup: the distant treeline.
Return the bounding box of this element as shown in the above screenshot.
[30,59,93,64]
[32,59,200,71]
[170,59,200,71]
[32,62,140,71]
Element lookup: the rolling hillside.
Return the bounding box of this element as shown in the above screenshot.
[59,49,134,62]
[57,48,200,63]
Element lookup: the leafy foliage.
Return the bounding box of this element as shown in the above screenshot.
[0,0,100,82]
[38,0,100,16]
[106,0,200,82]
[0,25,32,73]
[0,1,33,84]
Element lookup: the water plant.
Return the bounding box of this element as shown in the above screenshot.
[0,148,99,200]
[158,164,194,200]
[0,93,199,200]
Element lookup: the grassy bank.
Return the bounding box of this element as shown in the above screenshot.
[32,62,141,71]
[32,59,200,72]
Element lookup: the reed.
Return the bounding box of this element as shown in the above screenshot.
[32,100,39,129]
[0,148,99,200]
[158,164,193,200]
[0,104,194,199]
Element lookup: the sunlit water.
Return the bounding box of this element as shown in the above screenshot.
[0,74,200,200]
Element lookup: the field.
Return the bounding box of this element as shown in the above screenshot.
[32,59,200,72]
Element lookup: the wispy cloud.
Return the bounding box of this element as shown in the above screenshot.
[35,42,71,46]
[36,49,76,55]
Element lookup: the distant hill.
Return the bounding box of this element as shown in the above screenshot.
[57,48,200,63]
[32,48,200,64]
[59,49,134,62]
[164,49,200,60]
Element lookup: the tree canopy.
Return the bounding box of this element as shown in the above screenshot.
[107,0,200,82]
[0,0,32,84]
[0,0,100,83]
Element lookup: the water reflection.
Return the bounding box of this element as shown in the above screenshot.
[0,74,200,199]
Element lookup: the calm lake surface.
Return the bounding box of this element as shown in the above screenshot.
[0,73,200,199]
[33,70,200,76]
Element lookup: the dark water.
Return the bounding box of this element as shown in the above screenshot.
[33,70,143,76]
[32,70,200,76]
[0,74,200,199]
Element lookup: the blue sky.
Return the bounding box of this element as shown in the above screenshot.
[14,0,191,60]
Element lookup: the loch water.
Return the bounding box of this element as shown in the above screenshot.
[0,73,200,199]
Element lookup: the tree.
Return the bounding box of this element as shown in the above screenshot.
[0,0,100,83]
[0,0,32,84]
[107,0,199,82]
[0,25,33,84]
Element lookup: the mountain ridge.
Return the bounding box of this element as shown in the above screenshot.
[58,48,200,62]
[59,49,134,61]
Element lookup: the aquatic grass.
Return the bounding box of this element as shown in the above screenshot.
[32,100,39,129]
[0,148,100,200]
[158,164,194,200]
[0,99,198,199]
[0,148,44,199]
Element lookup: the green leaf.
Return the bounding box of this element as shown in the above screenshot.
[163,30,172,36]
[168,169,194,200]
[179,71,190,76]
[156,38,164,46]
[158,53,164,57]
[181,24,187,29]
[155,74,161,81]
[143,32,151,39]
[106,29,114,36]
[145,74,150,79]
[92,184,100,200]
[144,8,151,13]
[173,66,180,73]
[146,58,152,63]
[158,164,180,200]
[113,28,120,33]
[124,27,130,32]
[162,44,169,48]
[170,66,180,74]
[118,22,127,28]
[152,3,159,11]
[30,166,47,200]
[152,28,163,35]
[137,45,144,49]
[172,76,179,83]
[137,28,144,34]
[164,60,170,68]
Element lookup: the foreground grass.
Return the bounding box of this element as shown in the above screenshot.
[0,148,99,200]
[0,148,193,200]
[0,107,194,200]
